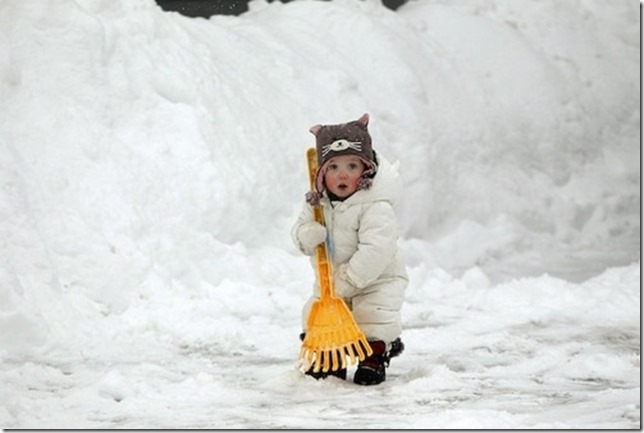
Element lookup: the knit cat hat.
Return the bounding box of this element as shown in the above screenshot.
[306,113,378,205]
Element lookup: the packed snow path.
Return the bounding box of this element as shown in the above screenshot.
[2,261,639,429]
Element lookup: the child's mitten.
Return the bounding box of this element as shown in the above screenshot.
[297,221,327,252]
[333,263,359,299]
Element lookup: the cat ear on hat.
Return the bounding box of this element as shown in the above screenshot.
[356,113,369,126]
[309,124,323,135]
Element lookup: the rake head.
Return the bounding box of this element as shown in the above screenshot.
[299,297,373,373]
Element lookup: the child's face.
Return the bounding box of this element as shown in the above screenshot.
[323,155,366,198]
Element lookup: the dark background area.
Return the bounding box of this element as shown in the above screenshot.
[155,0,408,17]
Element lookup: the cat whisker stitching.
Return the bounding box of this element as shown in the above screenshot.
[321,139,362,157]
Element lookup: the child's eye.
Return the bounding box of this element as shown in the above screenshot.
[349,163,358,169]
[329,164,338,170]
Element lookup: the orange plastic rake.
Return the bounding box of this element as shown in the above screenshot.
[299,147,372,374]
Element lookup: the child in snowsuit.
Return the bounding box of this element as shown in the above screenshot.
[292,113,408,385]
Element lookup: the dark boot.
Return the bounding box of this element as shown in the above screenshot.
[305,365,347,380]
[354,338,405,386]
[299,332,347,380]
[354,340,387,385]
[389,337,405,359]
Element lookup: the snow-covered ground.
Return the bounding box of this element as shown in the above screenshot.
[0,0,640,429]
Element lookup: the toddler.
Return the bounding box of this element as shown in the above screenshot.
[292,113,408,385]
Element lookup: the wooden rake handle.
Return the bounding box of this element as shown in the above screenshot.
[307,147,334,300]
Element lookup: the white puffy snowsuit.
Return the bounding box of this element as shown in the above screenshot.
[292,153,408,345]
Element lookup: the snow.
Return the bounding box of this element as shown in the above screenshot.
[0,0,640,429]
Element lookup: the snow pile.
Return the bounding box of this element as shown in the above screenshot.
[0,0,639,429]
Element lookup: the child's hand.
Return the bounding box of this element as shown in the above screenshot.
[334,263,358,299]
[297,221,327,250]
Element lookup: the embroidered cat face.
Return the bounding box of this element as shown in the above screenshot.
[321,139,363,158]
